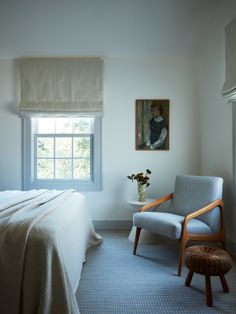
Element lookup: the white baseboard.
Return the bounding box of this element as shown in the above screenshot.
[93,220,132,230]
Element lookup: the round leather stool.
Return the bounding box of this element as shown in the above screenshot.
[185,245,232,307]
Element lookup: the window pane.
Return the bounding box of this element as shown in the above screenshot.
[37,138,54,157]
[37,118,55,133]
[55,138,72,157]
[72,118,92,134]
[73,137,90,158]
[37,159,54,179]
[56,118,72,133]
[74,159,90,179]
[55,159,72,179]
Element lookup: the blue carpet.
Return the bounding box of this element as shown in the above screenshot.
[76,230,236,313]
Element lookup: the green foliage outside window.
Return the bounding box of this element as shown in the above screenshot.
[36,118,91,180]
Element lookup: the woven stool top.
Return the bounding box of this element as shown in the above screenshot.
[185,245,232,276]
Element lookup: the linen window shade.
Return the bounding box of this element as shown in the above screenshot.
[222,17,236,102]
[20,58,103,116]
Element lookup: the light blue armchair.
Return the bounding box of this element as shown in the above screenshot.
[133,175,226,276]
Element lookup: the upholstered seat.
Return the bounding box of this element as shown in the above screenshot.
[132,175,226,276]
[133,212,212,239]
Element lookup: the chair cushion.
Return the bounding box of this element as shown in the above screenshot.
[169,175,223,232]
[133,212,212,239]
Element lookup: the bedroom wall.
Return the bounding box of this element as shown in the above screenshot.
[0,0,208,225]
[86,57,200,222]
[0,1,235,251]
[0,60,22,189]
[0,57,200,223]
[198,0,236,250]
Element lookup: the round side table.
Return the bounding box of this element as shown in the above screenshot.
[128,198,160,243]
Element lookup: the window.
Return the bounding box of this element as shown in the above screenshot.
[23,117,101,191]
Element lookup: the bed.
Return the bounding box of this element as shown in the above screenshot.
[0,189,102,314]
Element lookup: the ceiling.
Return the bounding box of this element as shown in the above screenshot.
[0,0,222,58]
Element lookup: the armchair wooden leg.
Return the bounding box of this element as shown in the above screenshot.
[178,238,187,277]
[133,227,141,255]
[221,239,226,250]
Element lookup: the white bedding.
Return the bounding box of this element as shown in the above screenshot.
[0,189,102,314]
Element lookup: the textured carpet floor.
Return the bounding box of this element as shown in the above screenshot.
[76,230,236,313]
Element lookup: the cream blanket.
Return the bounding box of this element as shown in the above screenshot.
[0,189,101,314]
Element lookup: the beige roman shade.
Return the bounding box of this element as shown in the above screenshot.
[20,58,103,116]
[222,17,236,102]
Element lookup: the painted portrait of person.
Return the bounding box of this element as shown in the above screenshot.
[136,99,169,150]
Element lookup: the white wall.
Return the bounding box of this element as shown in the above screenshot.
[199,0,236,248]
[86,57,200,220]
[0,0,215,59]
[0,0,235,252]
[0,56,200,221]
[0,60,22,189]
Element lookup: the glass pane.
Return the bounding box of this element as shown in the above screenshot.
[73,137,90,158]
[37,118,55,133]
[37,138,54,157]
[37,159,54,179]
[55,159,72,179]
[73,159,90,179]
[55,138,72,157]
[56,118,72,133]
[72,118,92,134]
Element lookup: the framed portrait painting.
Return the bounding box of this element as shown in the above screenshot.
[135,99,169,150]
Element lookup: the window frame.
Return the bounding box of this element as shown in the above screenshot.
[22,117,102,191]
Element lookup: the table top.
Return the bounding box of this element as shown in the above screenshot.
[128,198,156,206]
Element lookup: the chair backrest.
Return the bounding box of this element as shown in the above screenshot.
[169,175,223,232]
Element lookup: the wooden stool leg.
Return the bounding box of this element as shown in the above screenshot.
[205,276,213,307]
[219,275,229,293]
[185,270,194,287]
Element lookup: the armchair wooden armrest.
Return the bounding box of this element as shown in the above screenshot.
[178,198,226,276]
[181,198,226,247]
[139,193,173,212]
[184,198,224,225]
